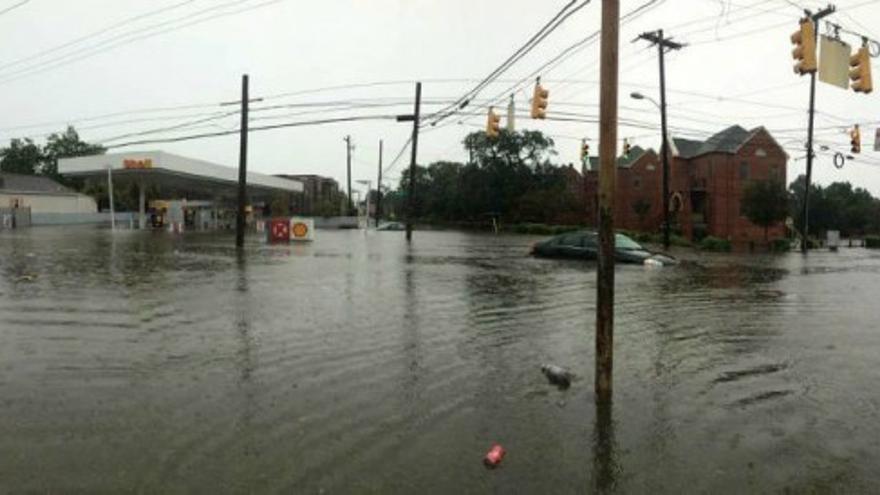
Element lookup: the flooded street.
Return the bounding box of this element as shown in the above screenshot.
[1,226,879,493]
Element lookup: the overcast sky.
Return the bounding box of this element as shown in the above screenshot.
[1,0,879,197]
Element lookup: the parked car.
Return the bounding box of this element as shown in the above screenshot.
[377,221,406,231]
[530,230,677,266]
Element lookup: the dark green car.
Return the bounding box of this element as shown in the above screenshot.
[530,230,676,266]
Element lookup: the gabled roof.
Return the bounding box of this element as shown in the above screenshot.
[672,125,783,159]
[0,172,71,193]
[586,145,654,171]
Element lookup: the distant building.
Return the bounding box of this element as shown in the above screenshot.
[0,172,97,227]
[278,174,340,216]
[580,125,788,247]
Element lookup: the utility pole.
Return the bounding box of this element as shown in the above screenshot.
[800,4,836,253]
[376,139,383,226]
[344,135,354,216]
[235,74,249,249]
[397,82,422,242]
[596,0,619,404]
[637,30,684,251]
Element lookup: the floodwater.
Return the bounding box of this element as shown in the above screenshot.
[1,226,879,494]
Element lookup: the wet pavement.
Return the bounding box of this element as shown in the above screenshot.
[1,226,879,493]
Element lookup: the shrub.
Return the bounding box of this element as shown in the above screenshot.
[866,235,880,249]
[769,239,791,252]
[699,236,732,252]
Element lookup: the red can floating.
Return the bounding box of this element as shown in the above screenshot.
[483,443,506,468]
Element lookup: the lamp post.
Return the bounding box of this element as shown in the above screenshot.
[631,91,670,251]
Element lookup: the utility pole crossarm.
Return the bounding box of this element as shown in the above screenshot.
[635,31,685,50]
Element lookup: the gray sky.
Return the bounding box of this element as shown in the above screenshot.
[1,0,879,197]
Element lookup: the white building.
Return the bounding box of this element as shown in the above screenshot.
[0,172,97,227]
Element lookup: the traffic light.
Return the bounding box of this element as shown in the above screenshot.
[791,18,817,75]
[580,140,590,164]
[851,124,861,153]
[530,78,549,119]
[623,138,631,157]
[849,45,873,94]
[486,106,501,138]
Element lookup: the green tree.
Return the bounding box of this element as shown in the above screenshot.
[742,179,789,241]
[0,138,43,175]
[42,126,105,180]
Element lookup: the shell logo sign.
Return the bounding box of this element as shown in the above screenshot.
[290,217,314,241]
[123,158,153,169]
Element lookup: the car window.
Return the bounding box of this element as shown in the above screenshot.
[559,233,584,247]
[615,234,643,250]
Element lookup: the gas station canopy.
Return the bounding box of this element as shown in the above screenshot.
[58,151,302,200]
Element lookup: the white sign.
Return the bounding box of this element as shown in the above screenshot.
[827,230,840,248]
[289,217,314,242]
[818,36,851,89]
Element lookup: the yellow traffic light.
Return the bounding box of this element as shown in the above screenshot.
[486,107,501,138]
[849,45,873,94]
[623,138,631,157]
[791,19,817,75]
[851,124,861,153]
[580,140,590,164]
[530,78,549,119]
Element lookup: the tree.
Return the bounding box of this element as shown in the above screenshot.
[0,138,43,175]
[42,126,105,180]
[742,179,789,241]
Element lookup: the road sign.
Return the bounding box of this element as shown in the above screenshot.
[818,36,851,89]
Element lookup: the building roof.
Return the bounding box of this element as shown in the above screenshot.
[672,125,779,159]
[58,151,303,199]
[586,145,652,171]
[0,172,72,194]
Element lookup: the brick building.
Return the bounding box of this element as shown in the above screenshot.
[579,125,788,247]
[277,174,340,215]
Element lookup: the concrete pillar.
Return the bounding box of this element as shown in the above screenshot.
[138,182,146,230]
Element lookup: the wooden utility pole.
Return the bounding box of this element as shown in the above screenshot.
[637,30,684,251]
[596,0,619,404]
[345,135,353,216]
[235,74,249,248]
[376,139,383,226]
[800,5,836,253]
[405,82,422,242]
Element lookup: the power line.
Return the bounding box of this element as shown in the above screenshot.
[0,0,29,17]
[105,114,400,149]
[0,0,287,85]
[429,0,594,126]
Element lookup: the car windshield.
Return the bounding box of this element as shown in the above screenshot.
[615,234,643,250]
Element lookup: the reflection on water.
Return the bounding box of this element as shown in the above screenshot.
[1,226,880,493]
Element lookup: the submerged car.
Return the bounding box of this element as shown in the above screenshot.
[530,230,676,266]
[377,221,406,231]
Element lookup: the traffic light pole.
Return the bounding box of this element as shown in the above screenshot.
[800,5,836,254]
[596,0,619,404]
[637,30,683,252]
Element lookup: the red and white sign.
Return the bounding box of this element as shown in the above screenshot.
[269,219,290,243]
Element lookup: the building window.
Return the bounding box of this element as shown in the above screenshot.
[739,162,749,181]
[633,176,641,189]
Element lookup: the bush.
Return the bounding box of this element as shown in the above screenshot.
[699,236,732,252]
[866,236,880,249]
[769,239,791,252]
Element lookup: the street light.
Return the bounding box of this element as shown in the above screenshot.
[631,91,671,250]
[630,92,660,109]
